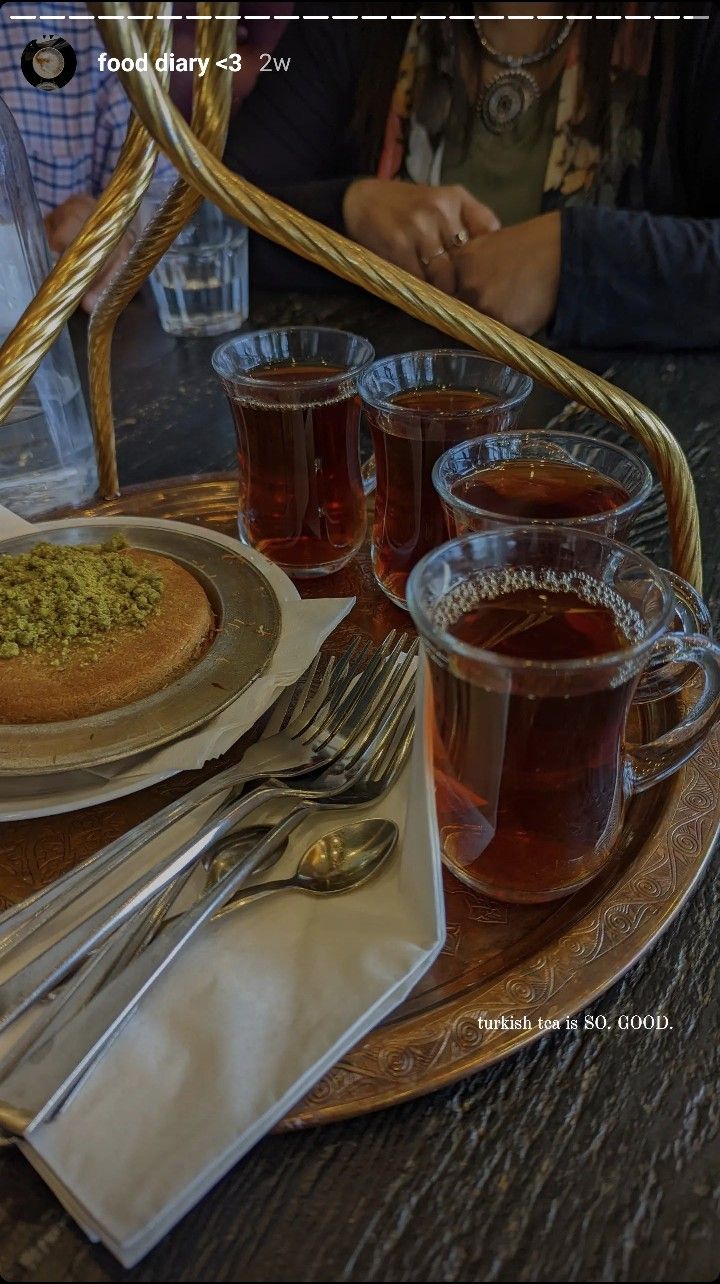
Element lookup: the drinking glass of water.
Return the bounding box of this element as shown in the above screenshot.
[141,181,249,338]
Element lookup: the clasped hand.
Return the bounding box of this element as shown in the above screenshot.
[343,178,561,336]
[44,194,136,314]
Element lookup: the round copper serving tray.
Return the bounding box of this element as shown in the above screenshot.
[1,476,717,1129]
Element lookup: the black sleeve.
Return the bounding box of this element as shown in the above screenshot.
[550,13,720,351]
[550,208,720,350]
[223,17,365,291]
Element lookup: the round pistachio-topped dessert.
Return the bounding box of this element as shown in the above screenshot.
[0,536,215,724]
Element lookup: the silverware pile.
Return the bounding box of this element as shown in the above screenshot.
[0,632,417,1139]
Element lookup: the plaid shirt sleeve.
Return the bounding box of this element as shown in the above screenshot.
[91,59,133,197]
[0,3,132,213]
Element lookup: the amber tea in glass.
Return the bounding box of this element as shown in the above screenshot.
[212,327,374,577]
[407,527,720,904]
[358,352,532,608]
[434,431,652,540]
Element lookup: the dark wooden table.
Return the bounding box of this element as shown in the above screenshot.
[1,291,718,1284]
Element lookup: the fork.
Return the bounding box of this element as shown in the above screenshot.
[0,829,287,1101]
[0,690,416,1134]
[0,632,411,959]
[0,642,351,948]
[0,661,416,1032]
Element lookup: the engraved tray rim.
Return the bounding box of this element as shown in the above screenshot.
[51,478,720,1127]
[282,742,720,1126]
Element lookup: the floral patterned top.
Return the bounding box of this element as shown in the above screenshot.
[377,7,655,214]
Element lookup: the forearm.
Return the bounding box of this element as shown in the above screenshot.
[552,208,720,350]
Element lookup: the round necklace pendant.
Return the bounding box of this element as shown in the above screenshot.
[478,70,540,134]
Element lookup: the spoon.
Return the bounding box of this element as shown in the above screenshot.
[57,827,293,997]
[0,816,401,1137]
[154,824,291,928]
[204,824,290,889]
[212,818,399,922]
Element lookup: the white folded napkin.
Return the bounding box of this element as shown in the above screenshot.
[0,505,29,538]
[0,506,354,782]
[1,666,443,1268]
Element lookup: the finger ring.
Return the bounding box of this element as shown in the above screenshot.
[420,246,448,267]
[452,229,469,247]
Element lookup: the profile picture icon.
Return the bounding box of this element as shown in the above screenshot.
[21,36,78,92]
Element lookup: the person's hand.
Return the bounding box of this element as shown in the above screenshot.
[342,178,500,292]
[44,194,136,314]
[449,212,561,335]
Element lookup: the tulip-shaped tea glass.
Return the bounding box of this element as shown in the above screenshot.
[357,351,532,608]
[433,430,652,540]
[407,526,720,904]
[432,429,711,694]
[213,327,374,577]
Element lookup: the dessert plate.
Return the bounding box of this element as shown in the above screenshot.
[0,521,281,775]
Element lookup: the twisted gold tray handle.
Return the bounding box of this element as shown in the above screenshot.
[93,4,702,591]
[0,11,170,465]
[0,2,702,592]
[88,4,236,497]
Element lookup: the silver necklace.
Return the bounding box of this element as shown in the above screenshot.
[474,16,575,134]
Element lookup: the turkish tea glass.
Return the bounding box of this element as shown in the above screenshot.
[357,351,532,609]
[433,430,652,540]
[213,327,374,578]
[407,525,720,904]
[433,430,711,699]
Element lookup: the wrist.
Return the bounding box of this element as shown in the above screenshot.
[342,177,375,238]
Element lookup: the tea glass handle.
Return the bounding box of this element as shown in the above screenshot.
[625,632,720,794]
[635,570,714,703]
[664,569,714,637]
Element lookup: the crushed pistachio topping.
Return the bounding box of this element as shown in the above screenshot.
[0,535,165,663]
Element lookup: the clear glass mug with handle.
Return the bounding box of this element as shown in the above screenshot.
[407,524,720,904]
[432,428,714,697]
